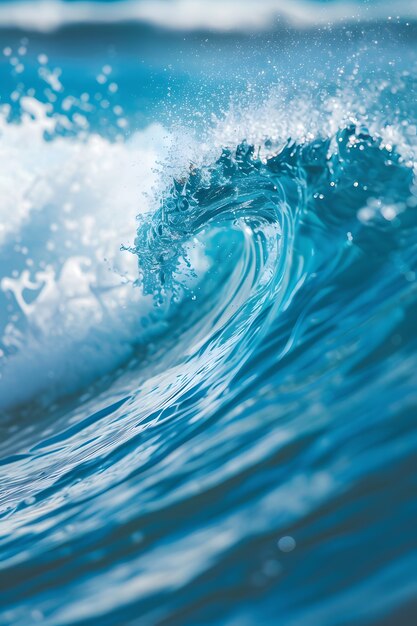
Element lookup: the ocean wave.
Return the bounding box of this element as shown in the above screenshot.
[129,118,417,387]
[0,0,415,33]
[1,73,417,415]
[1,14,417,626]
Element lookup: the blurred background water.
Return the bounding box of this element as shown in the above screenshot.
[1,1,417,625]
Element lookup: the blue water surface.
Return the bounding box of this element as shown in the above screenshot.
[0,2,417,625]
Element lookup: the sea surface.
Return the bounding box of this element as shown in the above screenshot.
[1,1,417,625]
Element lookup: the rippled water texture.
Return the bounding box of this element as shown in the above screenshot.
[1,4,417,626]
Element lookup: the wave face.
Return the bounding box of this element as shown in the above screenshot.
[1,17,417,626]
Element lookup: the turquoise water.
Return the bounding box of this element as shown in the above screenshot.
[1,3,417,625]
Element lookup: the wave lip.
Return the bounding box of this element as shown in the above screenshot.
[0,0,415,33]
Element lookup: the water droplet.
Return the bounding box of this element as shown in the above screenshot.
[277,536,296,553]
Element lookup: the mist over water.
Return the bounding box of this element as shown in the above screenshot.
[1,2,417,625]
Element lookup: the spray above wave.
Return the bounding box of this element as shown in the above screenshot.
[0,0,415,33]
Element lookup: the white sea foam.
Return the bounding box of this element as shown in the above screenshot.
[0,0,413,34]
[0,99,177,410]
